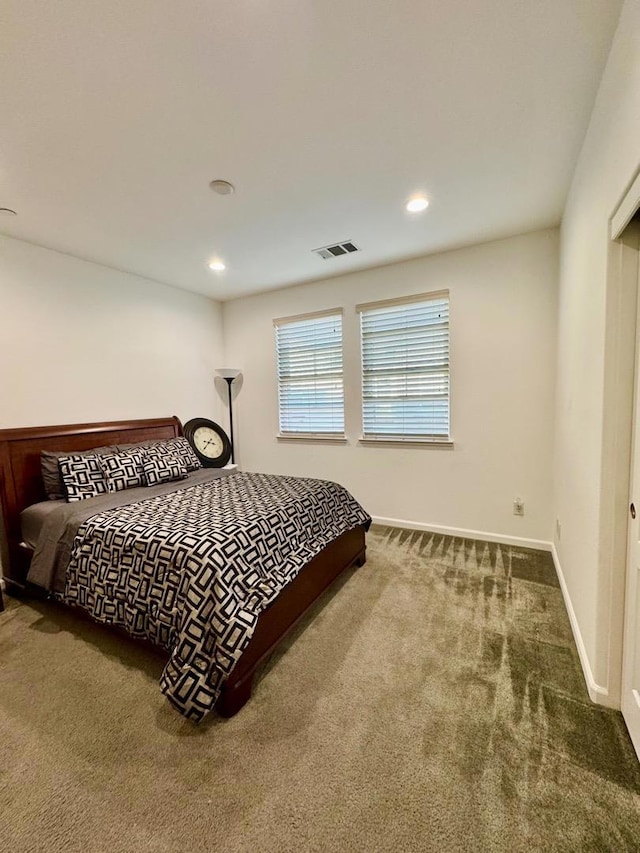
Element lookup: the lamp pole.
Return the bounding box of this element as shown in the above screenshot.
[224,376,235,463]
[216,369,241,465]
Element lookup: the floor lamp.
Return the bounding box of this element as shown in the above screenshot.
[216,368,241,463]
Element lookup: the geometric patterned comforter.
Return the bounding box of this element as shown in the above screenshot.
[57,472,371,721]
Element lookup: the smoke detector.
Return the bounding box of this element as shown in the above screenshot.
[209,180,235,196]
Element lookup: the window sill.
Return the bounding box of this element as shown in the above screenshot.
[277,433,348,444]
[358,436,454,448]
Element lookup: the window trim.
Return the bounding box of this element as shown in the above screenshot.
[358,436,454,448]
[272,307,344,327]
[274,307,345,439]
[355,288,449,315]
[357,290,451,442]
[277,433,348,443]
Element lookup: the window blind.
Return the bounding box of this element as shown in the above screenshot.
[360,294,449,439]
[275,311,344,435]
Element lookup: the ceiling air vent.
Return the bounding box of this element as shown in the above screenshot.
[313,240,359,260]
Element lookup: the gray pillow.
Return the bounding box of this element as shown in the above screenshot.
[41,445,118,500]
[115,440,158,452]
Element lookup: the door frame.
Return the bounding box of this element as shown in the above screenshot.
[603,168,640,711]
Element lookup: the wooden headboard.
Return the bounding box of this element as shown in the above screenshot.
[0,416,182,591]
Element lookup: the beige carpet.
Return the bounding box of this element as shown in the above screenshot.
[2,525,640,853]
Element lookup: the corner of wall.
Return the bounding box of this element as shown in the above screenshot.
[551,543,616,707]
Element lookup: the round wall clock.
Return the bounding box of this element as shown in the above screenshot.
[183,418,232,468]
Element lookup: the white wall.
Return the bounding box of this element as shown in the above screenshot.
[223,229,558,546]
[0,235,224,428]
[553,0,640,706]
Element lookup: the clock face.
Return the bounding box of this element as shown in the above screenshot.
[193,426,224,458]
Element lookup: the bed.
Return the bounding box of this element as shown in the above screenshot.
[0,417,370,720]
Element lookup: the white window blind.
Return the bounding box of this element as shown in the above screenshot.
[275,311,344,435]
[359,293,450,439]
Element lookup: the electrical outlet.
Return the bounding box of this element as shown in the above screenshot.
[556,519,561,540]
[513,498,524,516]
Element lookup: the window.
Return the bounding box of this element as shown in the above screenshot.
[274,310,344,436]
[358,291,450,441]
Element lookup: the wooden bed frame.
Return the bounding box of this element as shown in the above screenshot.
[0,417,367,717]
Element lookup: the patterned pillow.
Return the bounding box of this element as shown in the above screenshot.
[100,450,145,493]
[150,437,201,472]
[58,454,109,502]
[142,450,188,487]
[41,445,118,500]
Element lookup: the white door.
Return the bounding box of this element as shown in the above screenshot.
[622,222,640,755]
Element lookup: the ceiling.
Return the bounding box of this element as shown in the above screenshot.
[0,0,623,301]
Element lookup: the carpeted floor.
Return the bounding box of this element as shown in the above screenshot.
[2,524,640,852]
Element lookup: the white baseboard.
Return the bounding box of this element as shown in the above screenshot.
[371,515,552,552]
[551,543,612,707]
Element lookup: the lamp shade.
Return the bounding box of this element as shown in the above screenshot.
[216,368,242,380]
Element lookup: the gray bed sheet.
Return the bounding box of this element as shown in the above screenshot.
[25,467,234,593]
[21,500,65,549]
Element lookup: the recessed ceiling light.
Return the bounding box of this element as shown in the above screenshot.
[406,196,429,213]
[208,259,226,272]
[209,180,235,196]
[0,207,17,216]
